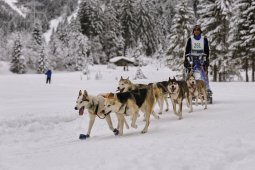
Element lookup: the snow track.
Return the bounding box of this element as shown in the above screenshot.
[1,64,255,170]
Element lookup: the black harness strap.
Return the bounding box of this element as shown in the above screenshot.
[90,99,107,120]
[118,103,128,115]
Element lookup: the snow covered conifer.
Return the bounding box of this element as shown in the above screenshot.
[101,3,123,60]
[32,21,43,48]
[134,66,147,79]
[37,46,48,74]
[198,0,231,66]
[119,0,137,56]
[10,35,27,74]
[78,0,104,37]
[166,0,195,70]
[135,0,159,56]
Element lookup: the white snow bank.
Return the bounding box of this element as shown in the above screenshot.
[0,61,12,74]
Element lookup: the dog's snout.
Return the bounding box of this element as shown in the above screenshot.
[74,107,78,110]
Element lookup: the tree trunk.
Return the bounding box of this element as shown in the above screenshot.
[245,57,249,82]
[219,60,222,82]
[252,56,254,82]
[223,66,226,82]
[213,64,217,82]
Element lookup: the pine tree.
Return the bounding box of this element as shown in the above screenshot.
[101,3,123,60]
[134,66,147,79]
[10,35,27,74]
[198,0,231,68]
[227,0,248,77]
[89,36,106,64]
[37,46,48,74]
[32,21,43,48]
[119,0,137,56]
[31,20,47,72]
[135,0,159,56]
[0,30,7,61]
[246,0,255,54]
[67,17,89,71]
[247,0,255,81]
[166,0,195,70]
[78,0,104,37]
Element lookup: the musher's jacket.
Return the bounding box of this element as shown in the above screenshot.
[184,35,210,67]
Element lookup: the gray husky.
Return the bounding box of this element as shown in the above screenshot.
[167,77,192,119]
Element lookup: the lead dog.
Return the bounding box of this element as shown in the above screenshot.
[74,90,129,139]
[103,86,155,135]
[117,76,168,116]
[186,73,207,110]
[167,77,192,119]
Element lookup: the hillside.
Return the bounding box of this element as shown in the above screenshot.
[0,0,78,33]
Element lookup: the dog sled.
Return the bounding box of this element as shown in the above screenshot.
[184,53,213,104]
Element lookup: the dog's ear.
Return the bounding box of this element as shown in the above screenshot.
[79,90,82,96]
[168,77,171,82]
[173,77,176,80]
[84,90,88,96]
[100,93,109,98]
[109,93,114,98]
[120,76,123,80]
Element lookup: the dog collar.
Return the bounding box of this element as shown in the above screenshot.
[105,110,112,116]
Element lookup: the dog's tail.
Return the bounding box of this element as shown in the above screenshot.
[147,85,156,110]
[149,83,161,102]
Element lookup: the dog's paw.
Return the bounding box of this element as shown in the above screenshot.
[79,134,89,140]
[158,112,162,115]
[141,130,147,134]
[165,109,169,112]
[131,124,138,129]
[113,128,119,136]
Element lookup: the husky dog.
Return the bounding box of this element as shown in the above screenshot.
[117,76,147,92]
[167,77,192,119]
[117,76,168,116]
[152,81,170,114]
[103,87,155,135]
[74,90,129,139]
[186,73,207,110]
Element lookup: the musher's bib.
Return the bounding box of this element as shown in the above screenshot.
[191,36,204,55]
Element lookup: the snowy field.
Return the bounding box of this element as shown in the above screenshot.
[1,63,255,170]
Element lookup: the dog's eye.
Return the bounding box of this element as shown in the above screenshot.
[107,104,111,107]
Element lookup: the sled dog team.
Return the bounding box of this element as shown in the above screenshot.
[74,73,207,139]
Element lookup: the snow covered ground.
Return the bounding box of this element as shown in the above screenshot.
[1,63,255,170]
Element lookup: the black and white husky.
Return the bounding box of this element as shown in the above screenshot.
[103,86,156,135]
[117,76,167,117]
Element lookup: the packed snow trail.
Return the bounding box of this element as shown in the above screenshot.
[0,65,255,170]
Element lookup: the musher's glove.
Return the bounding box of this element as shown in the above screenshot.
[204,61,209,67]
[184,60,190,68]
